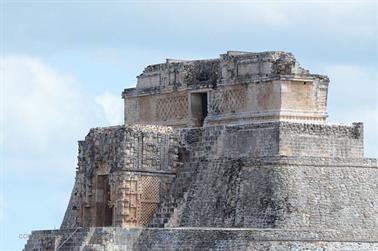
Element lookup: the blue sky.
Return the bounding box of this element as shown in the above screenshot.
[1,1,377,250]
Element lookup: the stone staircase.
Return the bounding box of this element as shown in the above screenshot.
[81,244,105,251]
[148,165,196,227]
[149,152,202,228]
[23,228,93,251]
[23,230,59,251]
[148,127,221,228]
[58,228,95,251]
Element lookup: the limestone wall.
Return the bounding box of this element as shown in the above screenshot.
[24,227,378,251]
[178,122,364,159]
[125,91,190,127]
[147,122,375,230]
[77,125,178,173]
[61,122,367,230]
[61,125,179,229]
[279,122,364,158]
[30,122,378,250]
[123,51,329,127]
[24,51,378,251]
[173,157,377,230]
[124,80,328,127]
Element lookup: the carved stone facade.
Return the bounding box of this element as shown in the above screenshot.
[59,125,179,229]
[24,51,377,251]
[123,51,329,127]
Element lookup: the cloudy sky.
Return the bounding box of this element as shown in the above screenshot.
[1,1,377,250]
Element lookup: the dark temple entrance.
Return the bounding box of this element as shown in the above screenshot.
[95,175,113,226]
[190,92,208,127]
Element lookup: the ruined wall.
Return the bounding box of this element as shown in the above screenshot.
[61,125,179,229]
[174,157,377,230]
[61,122,367,230]
[24,227,378,251]
[207,82,281,124]
[28,121,378,250]
[279,122,364,158]
[178,122,364,159]
[148,122,374,230]
[207,80,327,126]
[123,51,329,127]
[125,91,190,127]
[125,80,328,127]
[281,80,316,110]
[24,51,378,251]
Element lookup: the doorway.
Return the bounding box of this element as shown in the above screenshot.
[95,175,113,226]
[190,92,208,127]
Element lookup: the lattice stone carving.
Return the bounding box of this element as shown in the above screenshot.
[210,87,247,114]
[140,176,160,202]
[157,95,188,121]
[109,174,163,227]
[138,176,160,225]
[139,202,159,225]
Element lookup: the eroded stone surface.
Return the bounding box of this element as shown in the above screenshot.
[24,228,378,251]
[24,51,377,251]
[61,125,179,229]
[123,51,329,127]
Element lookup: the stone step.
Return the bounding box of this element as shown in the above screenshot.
[82,244,105,251]
[147,160,199,227]
[55,228,90,250]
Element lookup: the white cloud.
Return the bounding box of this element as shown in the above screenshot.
[5,1,375,55]
[248,2,376,38]
[1,55,97,155]
[181,1,376,39]
[95,91,123,125]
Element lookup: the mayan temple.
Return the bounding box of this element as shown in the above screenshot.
[24,51,378,250]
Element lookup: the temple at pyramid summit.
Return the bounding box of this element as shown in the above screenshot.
[25,51,378,250]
